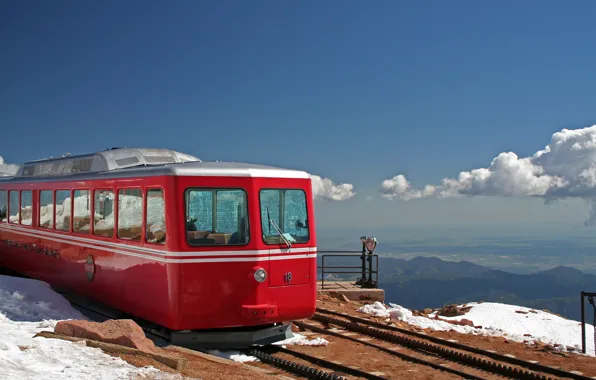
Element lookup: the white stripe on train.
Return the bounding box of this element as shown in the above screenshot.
[0,224,317,263]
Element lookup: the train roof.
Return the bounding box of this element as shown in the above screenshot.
[0,148,309,183]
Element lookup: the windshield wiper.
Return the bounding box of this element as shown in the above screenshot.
[266,207,291,248]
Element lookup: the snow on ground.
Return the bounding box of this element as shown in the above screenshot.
[273,333,329,347]
[209,332,329,363]
[358,301,595,355]
[0,275,183,380]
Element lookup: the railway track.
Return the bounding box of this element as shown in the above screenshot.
[63,296,386,380]
[310,306,594,380]
[54,288,596,380]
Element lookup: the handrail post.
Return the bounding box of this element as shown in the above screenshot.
[582,291,586,354]
[356,242,366,285]
[375,255,379,288]
[367,252,373,284]
[321,255,325,290]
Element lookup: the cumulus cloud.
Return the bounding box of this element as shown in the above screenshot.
[0,156,18,177]
[380,175,437,201]
[380,125,596,223]
[310,174,355,201]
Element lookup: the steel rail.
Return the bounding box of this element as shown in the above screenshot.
[316,308,594,380]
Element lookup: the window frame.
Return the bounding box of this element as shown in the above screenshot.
[8,190,19,224]
[0,189,7,223]
[116,187,144,242]
[145,187,166,245]
[39,190,55,229]
[184,187,250,247]
[72,189,91,235]
[20,190,33,227]
[93,188,115,239]
[54,189,72,232]
[258,188,310,246]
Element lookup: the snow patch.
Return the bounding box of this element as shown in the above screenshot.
[209,332,328,364]
[207,350,260,363]
[358,301,596,355]
[273,333,329,347]
[0,275,183,379]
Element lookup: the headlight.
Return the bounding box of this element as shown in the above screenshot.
[254,268,267,283]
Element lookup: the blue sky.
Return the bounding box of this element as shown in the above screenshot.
[2,1,596,230]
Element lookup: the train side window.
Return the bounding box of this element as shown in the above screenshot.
[94,190,114,238]
[118,188,142,241]
[260,189,309,244]
[55,190,71,231]
[146,189,165,244]
[20,190,33,226]
[9,191,19,224]
[185,189,249,246]
[73,190,91,234]
[0,190,6,222]
[39,190,54,229]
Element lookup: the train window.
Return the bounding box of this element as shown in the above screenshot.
[146,189,165,244]
[118,188,142,241]
[185,189,249,246]
[39,190,54,229]
[9,191,19,224]
[73,190,91,234]
[20,190,33,226]
[94,190,114,238]
[0,190,6,222]
[260,189,309,245]
[55,190,71,231]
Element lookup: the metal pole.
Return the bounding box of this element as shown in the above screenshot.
[375,255,379,288]
[322,256,325,290]
[582,291,586,354]
[358,242,366,285]
[367,252,373,284]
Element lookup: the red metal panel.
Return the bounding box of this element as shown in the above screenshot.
[0,171,317,332]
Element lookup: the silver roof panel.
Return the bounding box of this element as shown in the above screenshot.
[4,148,309,183]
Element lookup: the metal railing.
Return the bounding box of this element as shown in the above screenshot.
[580,291,596,354]
[317,250,379,290]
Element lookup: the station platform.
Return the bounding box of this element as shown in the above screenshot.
[316,281,385,302]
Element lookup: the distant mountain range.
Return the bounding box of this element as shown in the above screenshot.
[318,255,596,321]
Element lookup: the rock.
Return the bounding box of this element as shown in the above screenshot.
[524,333,532,337]
[54,319,156,353]
[436,304,467,317]
[441,318,475,327]
[515,310,528,314]
[454,318,474,327]
[423,308,433,314]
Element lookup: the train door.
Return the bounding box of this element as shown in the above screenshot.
[259,188,311,287]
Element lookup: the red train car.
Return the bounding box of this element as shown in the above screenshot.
[0,148,317,348]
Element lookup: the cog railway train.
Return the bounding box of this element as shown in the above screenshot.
[0,148,317,348]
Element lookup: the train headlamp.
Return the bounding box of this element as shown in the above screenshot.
[254,268,267,283]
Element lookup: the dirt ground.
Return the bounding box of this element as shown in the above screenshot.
[316,297,596,378]
[104,346,295,380]
[99,295,596,380]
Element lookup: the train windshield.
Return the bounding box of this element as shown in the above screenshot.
[260,189,309,245]
[185,189,250,246]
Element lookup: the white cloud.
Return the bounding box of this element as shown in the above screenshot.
[380,125,596,224]
[0,156,18,177]
[310,174,355,201]
[380,175,436,201]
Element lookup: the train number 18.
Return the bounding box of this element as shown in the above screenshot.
[284,272,293,284]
